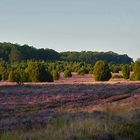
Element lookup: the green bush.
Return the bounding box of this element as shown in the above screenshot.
[8,68,29,84]
[77,67,89,75]
[26,61,53,82]
[122,65,130,79]
[8,70,15,82]
[8,70,21,84]
[88,71,93,74]
[110,64,120,73]
[78,68,85,76]
[112,75,123,79]
[64,70,72,78]
[52,70,60,80]
[94,60,111,81]
[131,61,140,80]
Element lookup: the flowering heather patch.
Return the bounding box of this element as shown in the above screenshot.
[0,82,140,139]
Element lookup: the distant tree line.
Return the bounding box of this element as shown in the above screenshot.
[0,42,60,62]
[0,42,133,64]
[1,42,140,83]
[60,51,133,64]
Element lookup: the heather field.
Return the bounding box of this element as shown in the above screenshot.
[0,74,140,140]
[0,0,139,139]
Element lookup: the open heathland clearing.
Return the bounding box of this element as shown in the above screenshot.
[0,74,140,140]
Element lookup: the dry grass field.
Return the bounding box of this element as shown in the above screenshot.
[0,74,140,140]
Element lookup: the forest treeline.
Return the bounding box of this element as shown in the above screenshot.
[0,42,133,64]
[0,42,140,83]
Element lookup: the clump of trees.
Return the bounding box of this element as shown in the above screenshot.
[94,60,111,81]
[0,58,140,83]
[0,60,54,84]
[122,65,130,79]
[26,61,53,82]
[0,42,140,83]
[8,68,28,84]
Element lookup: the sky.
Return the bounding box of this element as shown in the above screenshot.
[0,0,140,60]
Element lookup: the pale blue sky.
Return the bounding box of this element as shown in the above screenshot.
[0,0,140,60]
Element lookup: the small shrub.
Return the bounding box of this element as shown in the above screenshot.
[110,65,120,73]
[94,60,111,81]
[88,71,93,74]
[64,70,72,78]
[26,61,53,82]
[52,70,60,80]
[130,73,135,81]
[112,75,123,79]
[131,61,140,81]
[8,70,15,82]
[77,67,89,75]
[78,68,85,76]
[122,65,130,79]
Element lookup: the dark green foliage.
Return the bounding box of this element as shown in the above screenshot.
[26,61,53,82]
[8,70,15,82]
[0,42,12,61]
[110,64,120,73]
[77,66,89,75]
[94,60,111,81]
[60,51,133,64]
[0,42,60,62]
[13,70,23,84]
[88,71,93,74]
[8,69,20,83]
[52,70,60,80]
[0,61,7,81]
[45,71,54,82]
[0,61,93,82]
[0,41,135,83]
[131,61,140,81]
[8,67,28,84]
[64,70,72,78]
[122,65,130,79]
[0,42,133,64]
[9,47,22,62]
[78,68,85,75]
[112,75,123,79]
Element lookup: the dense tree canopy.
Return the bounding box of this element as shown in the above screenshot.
[0,42,133,64]
[0,42,60,62]
[60,51,133,64]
